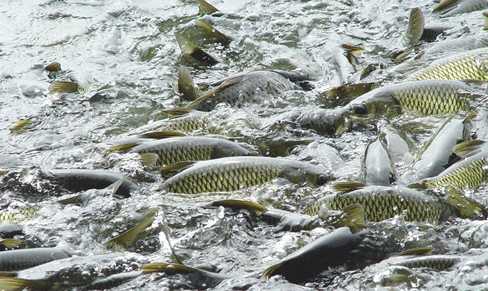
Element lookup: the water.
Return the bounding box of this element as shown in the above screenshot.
[1,0,488,289]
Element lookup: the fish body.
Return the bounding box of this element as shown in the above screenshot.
[262,227,365,283]
[305,186,454,223]
[417,149,488,189]
[347,80,474,116]
[42,169,137,197]
[410,48,488,81]
[0,247,72,271]
[425,35,488,57]
[0,208,38,224]
[130,136,255,169]
[130,111,211,136]
[441,0,488,17]
[380,124,412,163]
[161,156,331,194]
[400,116,471,184]
[189,71,298,111]
[402,7,425,47]
[362,138,395,185]
[295,107,349,136]
[387,255,462,270]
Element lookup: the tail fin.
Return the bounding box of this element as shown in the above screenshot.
[337,204,366,233]
[196,0,219,15]
[178,67,199,101]
[9,119,32,134]
[106,208,158,249]
[0,239,24,250]
[175,32,218,66]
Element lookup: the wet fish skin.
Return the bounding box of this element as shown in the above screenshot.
[0,247,72,271]
[347,80,474,116]
[400,116,471,184]
[42,169,137,197]
[389,255,462,270]
[410,48,488,81]
[416,149,488,189]
[262,227,366,283]
[161,156,332,194]
[362,138,395,185]
[305,186,455,223]
[130,136,256,168]
[441,0,488,17]
[188,71,299,111]
[294,107,350,136]
[402,7,424,47]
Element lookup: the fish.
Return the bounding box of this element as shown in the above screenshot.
[333,137,395,192]
[346,80,478,116]
[0,253,145,290]
[305,185,457,223]
[424,35,488,57]
[402,7,425,48]
[361,137,395,186]
[129,110,214,138]
[437,0,488,17]
[400,115,476,184]
[186,70,300,111]
[262,227,366,283]
[106,208,158,249]
[0,208,38,224]
[0,247,72,271]
[41,169,137,197]
[385,255,462,270]
[379,123,413,164]
[129,136,256,170]
[411,148,488,190]
[294,107,350,136]
[196,0,219,15]
[160,156,333,194]
[409,48,488,81]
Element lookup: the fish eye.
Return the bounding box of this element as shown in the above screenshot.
[352,104,368,115]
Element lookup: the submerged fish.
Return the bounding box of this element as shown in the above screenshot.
[0,207,38,224]
[160,156,332,194]
[186,70,301,111]
[293,107,350,136]
[346,80,478,116]
[437,0,488,17]
[42,169,137,197]
[305,185,456,223]
[410,48,488,81]
[0,247,72,271]
[130,136,255,170]
[400,115,475,184]
[0,253,144,290]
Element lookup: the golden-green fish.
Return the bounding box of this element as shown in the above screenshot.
[410,48,488,81]
[346,80,476,116]
[130,136,255,169]
[0,207,38,224]
[161,156,332,194]
[413,149,488,189]
[305,185,455,223]
[388,255,461,270]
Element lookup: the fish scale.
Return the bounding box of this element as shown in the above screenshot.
[396,85,469,115]
[161,156,327,194]
[421,151,488,189]
[305,186,448,223]
[411,48,488,80]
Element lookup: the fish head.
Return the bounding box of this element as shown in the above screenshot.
[281,164,330,186]
[348,89,401,118]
